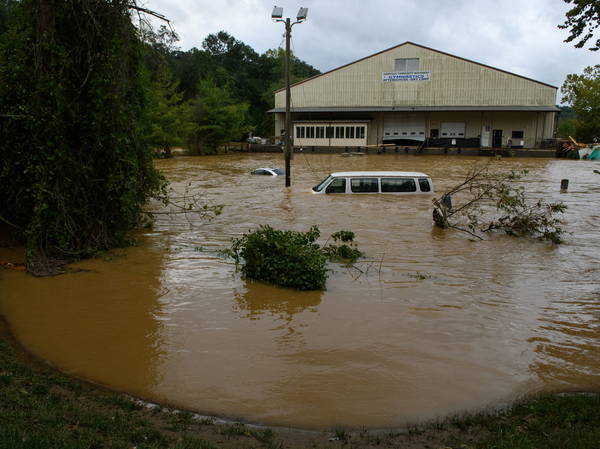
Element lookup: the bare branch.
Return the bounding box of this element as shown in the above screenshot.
[432,161,566,243]
[127,4,170,23]
[0,214,21,229]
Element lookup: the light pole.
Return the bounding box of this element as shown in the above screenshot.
[272,6,308,188]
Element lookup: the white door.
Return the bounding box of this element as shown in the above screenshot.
[480,125,491,147]
[383,113,426,141]
[441,122,465,138]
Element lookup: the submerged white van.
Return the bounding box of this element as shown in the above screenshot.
[312,171,433,194]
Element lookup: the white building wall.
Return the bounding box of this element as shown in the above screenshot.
[275,43,557,109]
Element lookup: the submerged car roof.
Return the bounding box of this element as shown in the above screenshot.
[329,171,430,178]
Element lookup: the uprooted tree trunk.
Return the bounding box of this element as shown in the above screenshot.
[432,162,567,243]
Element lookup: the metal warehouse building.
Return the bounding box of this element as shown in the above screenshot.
[270,42,558,150]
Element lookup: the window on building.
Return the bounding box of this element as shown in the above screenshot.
[394,58,419,72]
[381,178,417,193]
[346,126,355,139]
[326,126,334,138]
[335,126,344,138]
[356,126,365,139]
[512,131,524,139]
[296,126,305,138]
[307,126,315,138]
[316,126,325,139]
[351,178,379,193]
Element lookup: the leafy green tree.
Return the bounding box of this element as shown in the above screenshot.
[557,118,578,139]
[0,0,164,271]
[165,33,319,137]
[0,0,16,34]
[556,106,577,138]
[189,79,252,153]
[201,32,268,136]
[168,47,223,100]
[147,69,196,156]
[256,48,320,135]
[558,0,600,51]
[561,64,600,142]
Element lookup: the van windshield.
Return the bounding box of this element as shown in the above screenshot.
[312,175,333,192]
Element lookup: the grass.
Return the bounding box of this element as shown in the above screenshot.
[453,393,600,449]
[1,314,600,449]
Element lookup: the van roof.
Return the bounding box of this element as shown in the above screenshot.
[330,171,430,178]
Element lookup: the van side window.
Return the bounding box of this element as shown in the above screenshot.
[350,178,379,193]
[325,178,346,193]
[381,178,416,192]
[418,178,431,192]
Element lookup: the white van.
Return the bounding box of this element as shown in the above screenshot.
[312,171,433,194]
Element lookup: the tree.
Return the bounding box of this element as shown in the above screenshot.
[561,64,600,142]
[556,106,578,138]
[0,0,165,273]
[152,32,320,137]
[0,0,16,35]
[147,69,196,157]
[188,79,252,153]
[558,0,600,51]
[256,48,320,135]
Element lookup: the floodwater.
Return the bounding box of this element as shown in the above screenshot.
[1,154,599,429]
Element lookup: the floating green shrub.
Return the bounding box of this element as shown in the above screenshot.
[322,230,363,264]
[226,226,362,291]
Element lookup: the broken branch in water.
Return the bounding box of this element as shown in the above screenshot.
[432,161,567,243]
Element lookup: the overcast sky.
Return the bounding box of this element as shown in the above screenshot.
[145,0,597,101]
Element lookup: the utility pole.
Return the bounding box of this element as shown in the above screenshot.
[272,6,308,188]
[284,17,291,188]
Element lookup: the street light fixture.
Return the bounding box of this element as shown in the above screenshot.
[271,6,283,19]
[296,7,308,20]
[272,6,308,188]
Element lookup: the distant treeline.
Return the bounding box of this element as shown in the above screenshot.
[145,28,320,151]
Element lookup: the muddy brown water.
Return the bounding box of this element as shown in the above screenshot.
[1,154,599,429]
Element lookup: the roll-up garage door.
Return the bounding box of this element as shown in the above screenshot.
[383,113,426,142]
[440,122,465,138]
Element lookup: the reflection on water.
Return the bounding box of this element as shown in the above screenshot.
[1,154,599,429]
[234,280,322,321]
[234,280,323,351]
